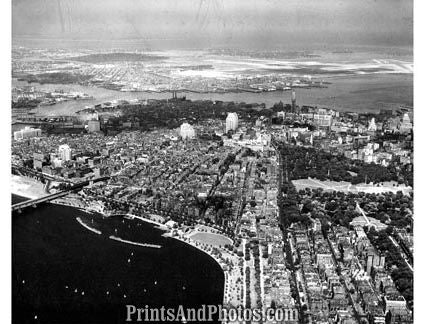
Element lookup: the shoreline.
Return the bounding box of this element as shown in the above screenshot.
[11,174,241,308]
[122,213,168,230]
[13,73,413,115]
[164,230,242,308]
[75,208,232,303]
[166,232,224,269]
[167,233,228,302]
[12,185,239,308]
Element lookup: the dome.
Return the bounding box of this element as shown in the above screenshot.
[180,123,195,140]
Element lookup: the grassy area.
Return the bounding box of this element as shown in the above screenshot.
[189,232,232,247]
[292,178,412,194]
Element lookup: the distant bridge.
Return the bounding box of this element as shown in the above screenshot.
[12,176,110,213]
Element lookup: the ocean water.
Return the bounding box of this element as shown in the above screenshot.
[12,196,224,323]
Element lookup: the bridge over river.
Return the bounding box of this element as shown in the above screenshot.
[12,176,110,213]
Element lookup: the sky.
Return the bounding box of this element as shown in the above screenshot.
[12,0,413,50]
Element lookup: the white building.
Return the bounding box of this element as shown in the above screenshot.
[399,113,413,133]
[180,122,195,140]
[225,112,239,133]
[58,144,72,161]
[368,118,377,132]
[13,127,42,141]
[384,295,407,314]
[51,158,63,168]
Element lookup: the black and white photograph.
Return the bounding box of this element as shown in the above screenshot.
[8,0,417,323]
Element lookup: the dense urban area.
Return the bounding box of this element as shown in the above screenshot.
[11,81,414,324]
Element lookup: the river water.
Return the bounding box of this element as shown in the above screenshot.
[13,72,413,116]
[12,196,224,323]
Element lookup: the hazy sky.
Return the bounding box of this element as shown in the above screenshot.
[12,0,413,49]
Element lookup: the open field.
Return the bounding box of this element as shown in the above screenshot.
[292,177,412,195]
[189,232,233,247]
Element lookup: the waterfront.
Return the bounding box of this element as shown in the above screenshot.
[12,196,224,324]
[13,72,413,116]
[10,0,415,322]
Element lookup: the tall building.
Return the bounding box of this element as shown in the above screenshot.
[225,113,238,133]
[291,89,296,113]
[180,122,195,140]
[399,113,413,133]
[368,118,377,132]
[58,144,72,161]
[13,127,42,141]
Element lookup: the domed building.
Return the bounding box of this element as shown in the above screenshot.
[180,123,195,140]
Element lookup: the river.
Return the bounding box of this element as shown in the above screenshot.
[13,72,413,116]
[12,196,224,323]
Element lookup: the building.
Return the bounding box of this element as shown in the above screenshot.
[399,113,413,133]
[316,251,333,267]
[312,218,321,232]
[87,120,101,133]
[33,152,47,171]
[122,121,132,128]
[93,167,106,178]
[368,118,377,132]
[277,111,286,119]
[58,144,72,161]
[51,158,62,168]
[180,122,195,140]
[13,127,42,141]
[313,113,333,128]
[291,89,297,113]
[225,113,238,133]
[384,295,407,314]
[366,248,385,275]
